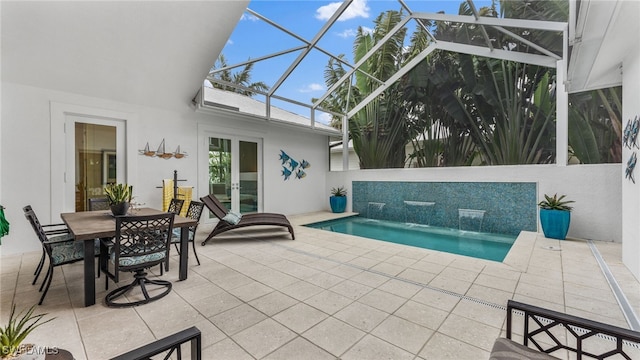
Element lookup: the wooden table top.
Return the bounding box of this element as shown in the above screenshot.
[61,207,197,241]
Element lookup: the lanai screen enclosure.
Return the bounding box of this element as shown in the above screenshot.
[204,0,582,170]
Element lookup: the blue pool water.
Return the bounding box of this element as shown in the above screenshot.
[305,216,517,262]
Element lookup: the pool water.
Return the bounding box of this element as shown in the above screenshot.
[305,216,517,262]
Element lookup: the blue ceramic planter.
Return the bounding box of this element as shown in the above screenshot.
[539,209,571,240]
[330,196,347,213]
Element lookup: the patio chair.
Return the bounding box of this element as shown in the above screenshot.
[166,200,205,271]
[102,213,174,307]
[89,197,114,278]
[490,300,640,359]
[167,198,184,215]
[156,198,184,274]
[23,205,100,305]
[110,326,201,360]
[87,197,110,211]
[199,194,295,246]
[22,205,71,286]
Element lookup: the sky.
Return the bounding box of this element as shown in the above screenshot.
[215,0,495,123]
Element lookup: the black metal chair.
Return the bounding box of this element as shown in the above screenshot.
[88,197,110,211]
[89,196,114,278]
[156,198,184,275]
[110,326,201,360]
[22,205,71,286]
[491,300,640,359]
[23,205,100,305]
[102,213,175,307]
[166,201,205,271]
[167,199,184,215]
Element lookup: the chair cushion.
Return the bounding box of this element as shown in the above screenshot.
[50,239,100,265]
[50,241,84,264]
[489,338,559,360]
[111,251,165,267]
[222,211,242,225]
[45,233,74,244]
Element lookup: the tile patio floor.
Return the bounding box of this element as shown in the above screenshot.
[1,211,639,359]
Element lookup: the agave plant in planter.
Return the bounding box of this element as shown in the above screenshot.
[104,183,133,216]
[329,186,347,213]
[538,193,574,240]
[1,304,53,359]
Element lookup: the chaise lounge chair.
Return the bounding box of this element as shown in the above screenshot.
[200,194,295,246]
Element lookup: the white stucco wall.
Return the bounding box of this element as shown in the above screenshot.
[622,39,640,281]
[327,163,622,244]
[0,82,329,255]
[0,79,631,279]
[330,149,361,171]
[262,131,328,216]
[195,110,329,217]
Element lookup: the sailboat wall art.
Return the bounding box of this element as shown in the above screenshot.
[139,142,156,157]
[139,139,187,159]
[174,145,187,159]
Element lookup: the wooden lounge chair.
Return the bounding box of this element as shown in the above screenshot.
[200,194,295,245]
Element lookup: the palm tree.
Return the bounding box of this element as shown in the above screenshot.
[208,54,269,97]
[320,10,412,168]
[324,0,594,168]
[568,87,622,163]
[405,0,563,166]
[403,49,479,167]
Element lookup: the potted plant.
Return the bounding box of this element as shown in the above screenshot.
[104,183,133,216]
[1,304,53,359]
[329,186,347,213]
[538,193,574,240]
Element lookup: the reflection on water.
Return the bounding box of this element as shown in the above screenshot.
[307,216,515,262]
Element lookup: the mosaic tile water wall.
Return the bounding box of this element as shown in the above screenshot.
[352,181,537,236]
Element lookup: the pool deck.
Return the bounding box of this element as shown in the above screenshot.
[1,211,639,359]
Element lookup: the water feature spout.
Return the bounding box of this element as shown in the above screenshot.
[404,201,435,225]
[458,208,486,232]
[367,202,386,219]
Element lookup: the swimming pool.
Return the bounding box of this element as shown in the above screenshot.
[305,216,517,262]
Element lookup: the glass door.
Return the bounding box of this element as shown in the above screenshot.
[238,140,258,213]
[74,123,117,211]
[208,136,261,216]
[208,137,232,211]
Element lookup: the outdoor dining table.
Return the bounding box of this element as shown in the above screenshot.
[61,207,197,307]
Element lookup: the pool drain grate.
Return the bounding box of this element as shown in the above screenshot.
[588,240,640,331]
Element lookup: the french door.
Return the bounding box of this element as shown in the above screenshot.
[205,134,262,218]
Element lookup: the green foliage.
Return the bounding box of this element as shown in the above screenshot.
[403,50,479,167]
[330,186,347,197]
[104,183,133,205]
[209,147,231,185]
[538,193,574,211]
[321,0,618,168]
[209,54,269,97]
[0,304,53,357]
[320,10,413,169]
[471,60,556,165]
[568,104,601,163]
[568,87,622,164]
[349,10,411,169]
